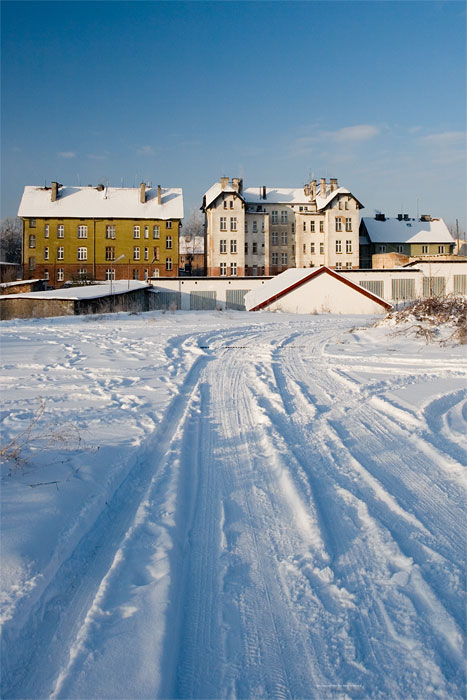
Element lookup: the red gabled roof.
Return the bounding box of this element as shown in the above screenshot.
[249,266,392,311]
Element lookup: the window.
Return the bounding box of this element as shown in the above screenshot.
[220,239,227,253]
[28,234,36,248]
[44,225,49,238]
[281,231,288,245]
[44,247,49,260]
[230,200,234,209]
[281,211,287,224]
[320,243,324,254]
[281,252,288,265]
[57,225,64,238]
[78,268,87,280]
[43,270,49,280]
[422,245,428,254]
[271,231,278,245]
[345,218,352,232]
[144,247,149,260]
[220,217,227,231]
[261,222,265,233]
[106,225,116,239]
[336,240,342,253]
[346,262,352,269]
[153,225,160,239]
[252,241,258,254]
[133,269,139,280]
[57,246,64,260]
[144,226,149,239]
[397,245,404,253]
[224,200,227,209]
[29,219,36,228]
[230,239,237,253]
[335,262,342,270]
[245,222,248,233]
[253,221,258,233]
[303,244,306,254]
[271,211,278,225]
[339,201,343,210]
[230,262,237,276]
[272,252,278,264]
[106,269,115,281]
[310,221,315,233]
[77,225,88,239]
[166,221,173,229]
[220,262,227,276]
[378,245,386,253]
[252,265,258,276]
[77,247,87,261]
[166,235,173,249]
[303,222,307,232]
[319,221,324,233]
[57,268,64,282]
[335,217,342,232]
[153,247,160,261]
[345,201,349,210]
[133,225,140,238]
[346,240,352,253]
[230,217,237,231]
[133,246,140,260]
[105,247,115,261]
[166,257,173,271]
[28,256,36,270]
[152,269,160,278]
[438,245,445,254]
[245,242,248,254]
[310,242,315,254]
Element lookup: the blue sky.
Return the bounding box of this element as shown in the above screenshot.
[2,0,466,233]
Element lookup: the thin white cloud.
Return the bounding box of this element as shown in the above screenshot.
[331,125,380,142]
[137,145,155,156]
[58,151,76,159]
[87,153,108,161]
[422,131,466,146]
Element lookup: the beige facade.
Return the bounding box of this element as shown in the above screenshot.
[203,177,363,277]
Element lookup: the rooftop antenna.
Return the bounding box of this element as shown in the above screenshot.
[77,173,81,186]
[416,197,419,219]
[121,177,124,188]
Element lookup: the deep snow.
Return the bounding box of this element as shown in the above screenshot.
[0,310,465,699]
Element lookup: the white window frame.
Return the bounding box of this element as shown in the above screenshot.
[77,246,87,261]
[77,225,88,239]
[345,218,352,232]
[57,225,64,238]
[281,252,288,265]
[29,234,36,248]
[230,217,237,232]
[105,269,115,281]
[230,239,237,254]
[220,262,227,276]
[133,246,140,260]
[105,246,115,261]
[281,231,288,245]
[57,246,64,260]
[166,235,173,250]
[153,225,160,239]
[166,221,173,229]
[335,217,342,232]
[271,231,278,245]
[230,262,237,276]
[166,257,173,271]
[106,225,116,239]
[220,217,227,231]
[281,211,287,224]
[57,268,64,282]
[44,247,49,260]
[144,226,149,239]
[133,225,141,239]
[144,247,149,260]
[220,239,227,253]
[44,224,49,238]
[271,211,278,224]
[346,240,352,253]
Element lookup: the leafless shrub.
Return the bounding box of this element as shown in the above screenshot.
[378,294,467,344]
[0,398,84,474]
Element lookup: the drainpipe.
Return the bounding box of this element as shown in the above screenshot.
[93,219,96,280]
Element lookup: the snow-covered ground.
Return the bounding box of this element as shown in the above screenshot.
[1,310,465,700]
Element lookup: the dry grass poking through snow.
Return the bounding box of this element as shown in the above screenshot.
[378,294,467,345]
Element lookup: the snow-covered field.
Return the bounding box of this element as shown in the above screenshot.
[1,310,465,700]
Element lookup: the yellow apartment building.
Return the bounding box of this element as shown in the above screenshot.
[18,182,183,286]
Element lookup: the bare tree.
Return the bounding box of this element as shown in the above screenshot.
[181,208,205,275]
[0,217,22,263]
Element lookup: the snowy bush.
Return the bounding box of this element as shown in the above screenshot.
[377,294,467,344]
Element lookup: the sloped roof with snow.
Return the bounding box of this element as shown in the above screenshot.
[2,280,149,301]
[18,186,184,220]
[245,266,391,311]
[362,217,454,244]
[203,182,363,211]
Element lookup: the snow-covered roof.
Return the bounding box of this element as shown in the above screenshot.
[362,217,454,244]
[2,280,149,301]
[18,186,184,220]
[203,181,362,211]
[245,266,391,312]
[0,278,41,288]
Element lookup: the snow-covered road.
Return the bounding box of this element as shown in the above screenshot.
[1,311,465,699]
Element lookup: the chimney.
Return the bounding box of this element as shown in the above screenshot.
[220,176,229,189]
[304,184,310,197]
[139,182,146,204]
[96,184,105,191]
[319,178,326,197]
[51,181,59,202]
[232,177,243,193]
[310,179,317,200]
[262,186,267,200]
[157,185,162,205]
[397,213,403,221]
[330,178,338,192]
